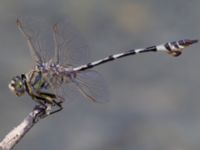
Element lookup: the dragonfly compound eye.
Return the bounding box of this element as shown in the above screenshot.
[8,76,26,96]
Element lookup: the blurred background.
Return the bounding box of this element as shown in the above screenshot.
[0,0,200,150]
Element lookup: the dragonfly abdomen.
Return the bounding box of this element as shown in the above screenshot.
[74,39,198,72]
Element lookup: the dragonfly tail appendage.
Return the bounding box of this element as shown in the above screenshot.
[165,39,198,57]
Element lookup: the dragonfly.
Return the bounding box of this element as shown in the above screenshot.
[8,17,198,115]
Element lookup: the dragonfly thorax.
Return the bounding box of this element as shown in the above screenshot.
[47,63,76,84]
[34,62,76,88]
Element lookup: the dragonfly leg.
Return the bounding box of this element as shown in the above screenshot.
[37,91,63,115]
[49,100,63,115]
[33,104,47,122]
[22,73,63,115]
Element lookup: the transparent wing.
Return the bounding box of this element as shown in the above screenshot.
[52,70,110,103]
[74,70,110,103]
[17,16,90,65]
[17,16,54,63]
[17,16,108,103]
[51,18,90,66]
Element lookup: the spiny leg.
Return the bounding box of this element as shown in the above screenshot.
[16,19,42,63]
[37,91,63,115]
[49,100,63,115]
[32,93,63,116]
[24,83,63,116]
[32,101,62,122]
[33,104,47,122]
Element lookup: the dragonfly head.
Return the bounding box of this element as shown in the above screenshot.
[8,74,26,96]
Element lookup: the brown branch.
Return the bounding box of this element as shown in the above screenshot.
[0,106,47,150]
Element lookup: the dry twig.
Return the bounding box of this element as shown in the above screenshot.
[0,106,47,150]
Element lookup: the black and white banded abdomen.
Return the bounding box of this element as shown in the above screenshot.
[73,39,198,72]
